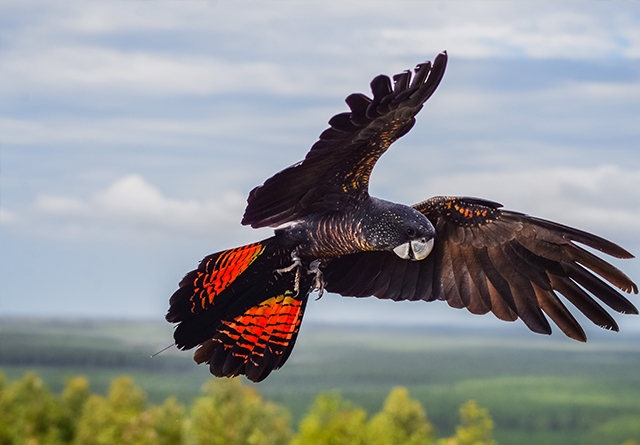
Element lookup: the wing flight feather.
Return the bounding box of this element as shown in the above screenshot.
[323,196,638,340]
[242,53,448,228]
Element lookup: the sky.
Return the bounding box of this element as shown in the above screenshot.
[1,1,640,339]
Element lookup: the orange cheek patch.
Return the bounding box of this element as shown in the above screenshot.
[190,242,265,311]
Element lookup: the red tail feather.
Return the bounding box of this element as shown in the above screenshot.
[166,238,313,382]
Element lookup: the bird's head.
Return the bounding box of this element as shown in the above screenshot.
[361,200,435,261]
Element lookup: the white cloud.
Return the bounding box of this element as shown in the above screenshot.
[420,165,640,241]
[565,81,640,102]
[1,47,313,97]
[14,175,248,243]
[6,166,639,249]
[3,73,637,150]
[35,195,85,215]
[0,116,222,147]
[3,1,639,101]
[413,78,640,145]
[91,175,242,229]
[376,5,637,59]
[56,2,193,33]
[0,106,330,149]
[621,24,640,58]
[0,208,18,224]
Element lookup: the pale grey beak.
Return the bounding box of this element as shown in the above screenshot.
[411,238,434,260]
[393,238,434,261]
[393,242,411,260]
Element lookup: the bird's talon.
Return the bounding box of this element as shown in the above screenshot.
[309,260,325,299]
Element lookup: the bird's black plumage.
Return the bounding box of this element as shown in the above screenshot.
[241,53,447,229]
[167,52,638,382]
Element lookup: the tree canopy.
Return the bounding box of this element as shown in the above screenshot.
[4,369,632,445]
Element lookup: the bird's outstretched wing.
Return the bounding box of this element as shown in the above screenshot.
[242,52,448,228]
[323,196,638,341]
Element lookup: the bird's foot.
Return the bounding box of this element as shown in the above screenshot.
[277,252,325,299]
[277,251,303,296]
[308,259,325,300]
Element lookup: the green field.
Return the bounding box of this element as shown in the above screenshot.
[1,317,640,445]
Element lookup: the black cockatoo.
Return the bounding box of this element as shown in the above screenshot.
[167,52,638,382]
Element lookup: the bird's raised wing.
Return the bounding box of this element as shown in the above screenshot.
[322,196,638,341]
[242,52,448,228]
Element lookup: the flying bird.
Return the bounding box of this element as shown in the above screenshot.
[167,52,638,382]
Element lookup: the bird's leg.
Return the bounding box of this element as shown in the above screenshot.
[276,250,302,274]
[308,259,325,299]
[277,250,303,297]
[276,252,324,299]
[292,267,301,297]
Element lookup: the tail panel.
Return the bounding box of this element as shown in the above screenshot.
[167,239,276,331]
[184,242,266,314]
[195,292,309,382]
[166,238,313,382]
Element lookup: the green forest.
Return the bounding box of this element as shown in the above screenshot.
[2,318,640,444]
[0,370,500,445]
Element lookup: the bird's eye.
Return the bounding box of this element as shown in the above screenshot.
[406,228,415,237]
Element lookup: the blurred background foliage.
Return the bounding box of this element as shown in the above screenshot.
[2,320,640,444]
[0,370,501,445]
